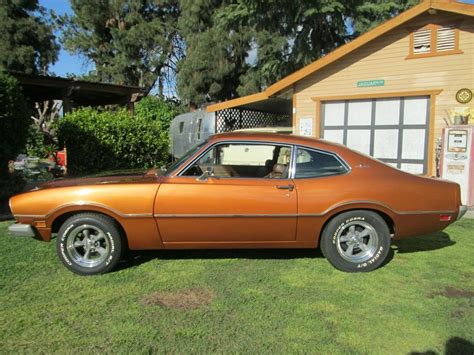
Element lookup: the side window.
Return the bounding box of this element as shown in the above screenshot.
[182,143,292,179]
[295,147,348,178]
[179,121,184,134]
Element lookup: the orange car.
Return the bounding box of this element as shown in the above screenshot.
[8,133,467,275]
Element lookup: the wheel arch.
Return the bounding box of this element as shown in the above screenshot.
[49,208,128,249]
[318,204,396,244]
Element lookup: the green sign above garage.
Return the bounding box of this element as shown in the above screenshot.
[357,79,385,87]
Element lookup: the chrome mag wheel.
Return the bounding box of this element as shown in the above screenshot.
[336,221,379,263]
[66,224,110,268]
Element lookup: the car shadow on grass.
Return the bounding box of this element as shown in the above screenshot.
[116,248,323,272]
[410,336,474,355]
[116,231,455,272]
[381,231,455,268]
[392,231,455,254]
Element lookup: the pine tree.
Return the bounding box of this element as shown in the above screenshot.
[0,0,59,74]
[177,0,252,104]
[59,0,180,93]
[177,0,420,105]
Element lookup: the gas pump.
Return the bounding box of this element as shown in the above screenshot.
[440,126,474,206]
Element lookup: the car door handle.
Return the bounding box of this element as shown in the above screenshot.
[276,185,294,191]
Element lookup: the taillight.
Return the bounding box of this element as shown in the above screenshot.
[439,214,452,222]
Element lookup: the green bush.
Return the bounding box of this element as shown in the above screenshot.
[134,96,178,130]
[25,124,46,157]
[58,97,178,175]
[0,73,30,176]
[25,123,58,159]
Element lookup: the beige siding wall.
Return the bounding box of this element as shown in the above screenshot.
[294,12,474,175]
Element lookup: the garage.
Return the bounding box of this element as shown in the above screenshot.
[321,95,430,174]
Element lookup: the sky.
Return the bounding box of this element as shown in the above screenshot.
[40,0,93,77]
[43,0,474,78]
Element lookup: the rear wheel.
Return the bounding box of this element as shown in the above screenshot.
[320,210,391,272]
[56,213,123,275]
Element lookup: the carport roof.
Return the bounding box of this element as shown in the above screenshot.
[9,72,145,106]
[206,0,474,113]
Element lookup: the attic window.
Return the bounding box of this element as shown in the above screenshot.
[413,28,432,54]
[408,24,462,59]
[437,25,456,52]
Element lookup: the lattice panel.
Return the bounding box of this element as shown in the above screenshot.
[216,109,291,133]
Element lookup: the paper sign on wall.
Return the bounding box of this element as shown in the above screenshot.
[299,117,313,136]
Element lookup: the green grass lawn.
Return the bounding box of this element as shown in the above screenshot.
[1,220,473,354]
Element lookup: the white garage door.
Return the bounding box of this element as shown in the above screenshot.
[321,96,430,174]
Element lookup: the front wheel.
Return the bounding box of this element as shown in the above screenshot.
[320,210,391,272]
[56,213,123,275]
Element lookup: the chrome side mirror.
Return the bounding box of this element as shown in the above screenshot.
[197,166,214,181]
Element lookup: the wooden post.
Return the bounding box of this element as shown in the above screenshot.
[127,100,135,114]
[62,98,72,115]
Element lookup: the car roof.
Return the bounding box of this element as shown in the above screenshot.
[210,132,346,151]
[233,127,293,133]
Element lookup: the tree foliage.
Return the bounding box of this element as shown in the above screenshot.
[176,0,251,104]
[0,0,58,74]
[59,0,181,93]
[351,0,420,35]
[177,0,421,104]
[59,0,420,105]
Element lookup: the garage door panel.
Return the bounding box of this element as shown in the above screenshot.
[323,130,344,144]
[347,129,371,155]
[401,163,424,175]
[347,100,372,126]
[375,99,400,125]
[402,129,426,159]
[324,102,345,126]
[403,97,428,125]
[374,129,398,159]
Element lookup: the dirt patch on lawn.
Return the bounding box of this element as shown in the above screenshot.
[428,286,474,299]
[140,288,215,310]
[451,309,465,319]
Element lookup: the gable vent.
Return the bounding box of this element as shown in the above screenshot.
[413,28,431,54]
[437,25,456,52]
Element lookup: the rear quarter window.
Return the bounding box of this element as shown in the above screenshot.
[295,147,348,178]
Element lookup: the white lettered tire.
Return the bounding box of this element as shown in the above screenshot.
[56,213,123,275]
[320,210,391,272]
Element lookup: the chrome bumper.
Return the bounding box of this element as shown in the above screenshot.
[8,223,36,237]
[457,205,468,220]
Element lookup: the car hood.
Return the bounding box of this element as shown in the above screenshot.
[34,169,160,190]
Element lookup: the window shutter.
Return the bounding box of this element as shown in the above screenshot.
[437,25,456,52]
[413,28,431,54]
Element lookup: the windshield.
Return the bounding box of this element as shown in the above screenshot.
[164,139,209,175]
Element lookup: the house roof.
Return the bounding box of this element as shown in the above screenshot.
[207,0,474,113]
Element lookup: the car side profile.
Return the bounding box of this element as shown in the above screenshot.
[8,133,467,275]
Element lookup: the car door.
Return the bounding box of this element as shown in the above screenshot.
[291,146,352,245]
[154,141,297,244]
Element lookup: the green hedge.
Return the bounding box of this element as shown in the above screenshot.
[0,73,29,199]
[58,97,177,175]
[0,73,30,176]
